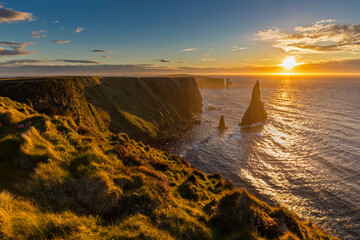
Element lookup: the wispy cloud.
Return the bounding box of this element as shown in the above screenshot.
[257,20,360,53]
[181,48,198,52]
[153,59,171,63]
[52,40,70,44]
[91,49,111,52]
[0,64,165,77]
[315,19,336,24]
[75,27,84,33]
[56,59,101,64]
[3,58,360,77]
[0,5,34,23]
[31,30,47,39]
[0,59,47,65]
[102,56,109,58]
[199,58,215,62]
[232,46,246,51]
[0,41,35,56]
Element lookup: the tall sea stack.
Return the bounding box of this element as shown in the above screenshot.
[218,115,227,130]
[240,80,267,126]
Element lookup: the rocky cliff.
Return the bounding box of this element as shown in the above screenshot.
[240,80,267,126]
[0,76,202,144]
[165,74,224,89]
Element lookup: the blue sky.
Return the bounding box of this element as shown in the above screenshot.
[2,0,360,75]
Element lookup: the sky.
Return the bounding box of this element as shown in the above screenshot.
[2,0,360,76]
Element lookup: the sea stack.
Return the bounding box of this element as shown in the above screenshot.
[218,115,227,130]
[240,80,267,126]
[225,78,232,87]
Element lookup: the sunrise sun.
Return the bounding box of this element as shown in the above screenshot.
[281,57,298,70]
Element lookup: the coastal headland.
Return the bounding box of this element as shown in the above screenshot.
[0,76,335,239]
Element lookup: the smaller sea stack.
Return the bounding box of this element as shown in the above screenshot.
[240,80,267,126]
[225,78,232,87]
[218,115,228,130]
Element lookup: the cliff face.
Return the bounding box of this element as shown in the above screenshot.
[0,76,106,131]
[0,76,202,144]
[240,80,267,126]
[85,77,203,143]
[165,74,224,89]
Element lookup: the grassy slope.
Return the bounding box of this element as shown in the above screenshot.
[0,96,336,239]
[0,77,202,145]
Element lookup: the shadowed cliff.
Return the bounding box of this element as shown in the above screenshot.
[165,74,224,89]
[240,80,267,126]
[0,76,202,144]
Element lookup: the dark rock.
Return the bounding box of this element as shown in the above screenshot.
[218,115,228,130]
[240,80,267,126]
[225,78,232,87]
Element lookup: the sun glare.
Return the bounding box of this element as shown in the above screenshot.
[281,57,298,70]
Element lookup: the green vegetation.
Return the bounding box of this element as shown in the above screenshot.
[0,76,203,145]
[0,96,336,239]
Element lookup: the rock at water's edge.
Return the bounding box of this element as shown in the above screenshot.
[218,115,228,130]
[240,80,267,126]
[225,78,232,87]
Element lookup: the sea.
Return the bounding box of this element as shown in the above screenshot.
[170,75,360,239]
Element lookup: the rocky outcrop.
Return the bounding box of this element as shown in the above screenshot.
[0,76,203,144]
[218,115,228,130]
[225,78,232,87]
[240,80,267,126]
[0,76,106,131]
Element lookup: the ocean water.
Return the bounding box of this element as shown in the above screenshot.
[170,75,360,239]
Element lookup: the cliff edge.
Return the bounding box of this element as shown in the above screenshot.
[0,76,202,144]
[165,74,224,89]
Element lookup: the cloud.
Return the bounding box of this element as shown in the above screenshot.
[52,40,70,44]
[3,58,360,77]
[315,19,336,24]
[0,41,35,56]
[54,20,59,23]
[75,27,84,33]
[102,56,109,58]
[232,46,246,51]
[0,64,168,77]
[31,30,47,39]
[56,59,101,64]
[0,59,47,65]
[181,48,198,52]
[0,5,34,23]
[199,58,215,62]
[91,49,111,52]
[153,59,171,63]
[257,20,360,53]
